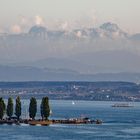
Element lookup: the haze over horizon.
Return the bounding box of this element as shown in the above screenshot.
[0,2,140,140]
[0,0,140,34]
[0,0,140,81]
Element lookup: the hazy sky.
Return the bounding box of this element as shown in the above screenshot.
[0,0,140,33]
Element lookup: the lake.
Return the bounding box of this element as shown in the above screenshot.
[0,100,140,140]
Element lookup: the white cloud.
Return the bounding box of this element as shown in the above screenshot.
[9,15,46,33]
[34,15,44,25]
[0,28,5,33]
[10,24,22,33]
[76,31,82,38]
[60,21,70,31]
[19,16,30,25]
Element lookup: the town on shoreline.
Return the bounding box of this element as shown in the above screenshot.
[0,81,139,101]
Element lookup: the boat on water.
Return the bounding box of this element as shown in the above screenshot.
[112,103,133,107]
[72,101,75,105]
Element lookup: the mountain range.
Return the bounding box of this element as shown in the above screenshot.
[0,22,140,81]
[0,64,140,82]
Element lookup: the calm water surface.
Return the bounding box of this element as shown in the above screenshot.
[0,100,140,140]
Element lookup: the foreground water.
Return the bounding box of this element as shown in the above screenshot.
[0,100,140,140]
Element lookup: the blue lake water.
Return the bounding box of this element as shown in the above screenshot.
[0,100,140,140]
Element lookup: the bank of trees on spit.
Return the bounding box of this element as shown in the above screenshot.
[0,96,50,120]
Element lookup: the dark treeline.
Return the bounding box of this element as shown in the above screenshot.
[0,96,50,120]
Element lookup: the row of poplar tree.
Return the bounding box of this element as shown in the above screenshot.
[0,96,50,120]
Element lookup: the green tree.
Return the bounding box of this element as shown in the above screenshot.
[41,97,50,120]
[40,97,44,120]
[29,97,37,120]
[0,98,6,120]
[7,97,13,119]
[15,96,21,120]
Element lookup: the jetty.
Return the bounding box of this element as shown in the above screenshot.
[0,96,103,126]
[28,118,102,125]
[0,118,102,126]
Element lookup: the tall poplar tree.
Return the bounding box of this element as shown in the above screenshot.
[7,97,13,119]
[15,96,21,120]
[40,97,44,120]
[41,97,50,120]
[0,98,6,120]
[29,97,37,120]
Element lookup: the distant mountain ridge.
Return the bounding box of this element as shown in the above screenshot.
[14,50,140,74]
[0,64,140,82]
[0,22,140,81]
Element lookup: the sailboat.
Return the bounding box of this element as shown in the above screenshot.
[72,101,75,105]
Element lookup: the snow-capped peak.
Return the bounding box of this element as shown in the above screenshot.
[100,22,120,32]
